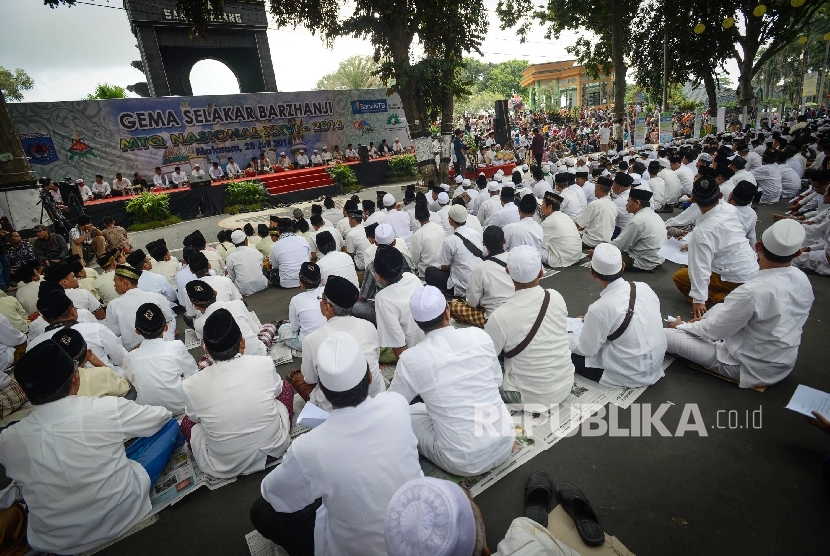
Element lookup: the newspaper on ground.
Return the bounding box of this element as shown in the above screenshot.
[657,237,689,265]
[786,384,830,417]
[566,317,584,335]
[270,342,293,366]
[541,268,561,280]
[245,530,289,556]
[184,328,200,350]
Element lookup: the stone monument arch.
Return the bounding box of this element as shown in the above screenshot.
[124,0,277,97]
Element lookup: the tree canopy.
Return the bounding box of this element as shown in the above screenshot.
[314,55,383,90]
[0,67,34,102]
[85,83,128,100]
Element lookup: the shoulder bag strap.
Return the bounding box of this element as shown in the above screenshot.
[606,282,636,342]
[485,255,507,268]
[503,290,550,359]
[454,232,483,259]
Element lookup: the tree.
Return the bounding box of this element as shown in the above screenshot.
[85,83,128,100]
[460,58,495,94]
[314,55,383,90]
[0,67,34,102]
[487,59,529,98]
[495,0,639,118]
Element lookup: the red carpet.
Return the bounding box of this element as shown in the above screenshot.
[254,167,334,195]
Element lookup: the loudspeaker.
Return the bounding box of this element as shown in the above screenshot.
[493,118,508,147]
[494,99,509,120]
[189,176,212,188]
[358,144,369,164]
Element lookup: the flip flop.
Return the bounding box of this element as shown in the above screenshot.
[555,481,604,547]
[524,471,554,527]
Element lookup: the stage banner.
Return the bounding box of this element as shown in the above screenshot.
[658,112,673,144]
[634,118,647,148]
[693,112,700,139]
[8,89,410,181]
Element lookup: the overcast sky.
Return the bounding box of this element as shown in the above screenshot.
[0,0,597,102]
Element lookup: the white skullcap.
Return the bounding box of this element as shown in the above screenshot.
[478,172,486,177]
[280,152,286,155]
[75,178,84,184]
[440,183,450,191]
[314,149,318,153]
[383,193,396,207]
[230,230,246,245]
[591,243,622,275]
[495,169,505,177]
[409,286,447,322]
[631,175,642,185]
[507,245,542,283]
[494,175,504,183]
[462,179,471,187]
[385,478,476,556]
[658,158,670,168]
[375,223,395,245]
[762,219,805,257]
[487,181,500,192]
[317,331,368,392]
[521,164,529,171]
[454,175,463,184]
[541,163,550,172]
[608,150,617,156]
[437,192,450,205]
[448,205,467,224]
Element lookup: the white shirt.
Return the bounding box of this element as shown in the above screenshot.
[504,217,543,251]
[345,225,371,271]
[208,166,224,179]
[0,396,171,554]
[375,273,425,349]
[440,225,484,296]
[580,180,597,203]
[752,163,782,203]
[576,196,617,247]
[224,246,268,296]
[191,169,206,179]
[678,267,813,388]
[613,189,632,229]
[491,202,521,227]
[569,279,667,388]
[466,252,514,316]
[151,258,180,288]
[389,326,516,475]
[310,225,344,254]
[611,207,666,270]
[260,393,422,556]
[64,286,101,313]
[78,184,93,201]
[300,316,386,412]
[557,187,582,220]
[28,308,97,343]
[674,165,695,195]
[152,173,168,188]
[409,221,445,277]
[541,211,583,267]
[202,247,225,270]
[734,204,758,245]
[533,179,552,199]
[106,288,176,350]
[568,183,588,209]
[317,251,359,288]
[486,286,574,406]
[288,286,326,342]
[364,210,386,227]
[270,235,311,288]
[15,278,41,317]
[91,180,111,195]
[226,162,242,175]
[779,163,801,197]
[686,203,759,304]
[29,321,127,375]
[182,354,290,478]
[0,314,24,371]
[384,208,413,241]
[479,195,503,226]
[194,298,267,356]
[658,169,682,204]
[171,171,188,185]
[137,268,177,308]
[743,151,762,171]
[122,338,197,413]
[647,176,667,209]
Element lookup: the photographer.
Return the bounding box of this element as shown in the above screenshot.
[32,224,68,266]
[69,215,106,263]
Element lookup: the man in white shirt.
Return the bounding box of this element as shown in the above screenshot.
[316,230,359,288]
[409,202,445,278]
[186,250,242,311]
[738,143,762,172]
[91,174,111,198]
[657,159,682,206]
[152,167,169,188]
[478,181,503,226]
[208,161,224,180]
[672,155,695,196]
[289,276,387,412]
[14,263,42,318]
[646,161,669,212]
[729,155,757,189]
[569,243,667,388]
[320,146,333,164]
[554,174,582,221]
[427,205,483,297]
[608,188,666,271]
[275,262,326,352]
[253,332,422,556]
[752,148,783,204]
[575,168,597,203]
[170,166,188,187]
[181,309,292,479]
[126,249,177,309]
[106,265,176,350]
[224,229,268,295]
[0,341,176,555]
[345,210,371,271]
[486,246,574,406]
[576,176,618,248]
[94,248,124,306]
[672,177,759,318]
[309,215,343,256]
[373,248,425,358]
[75,178,93,201]
[729,180,759,245]
[44,261,105,320]
[112,172,132,195]
[191,164,207,180]
[345,144,360,160]
[666,219,814,389]
[268,218,311,288]
[503,194,544,251]
[383,193,414,242]
[449,226,514,328]
[226,156,242,176]
[611,171,634,233]
[295,149,310,168]
[145,239,179,288]
[310,149,324,166]
[122,302,197,413]
[490,186,521,228]
[389,285,515,476]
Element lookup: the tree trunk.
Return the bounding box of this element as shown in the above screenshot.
[438,91,454,185]
[611,0,627,118]
[0,91,35,188]
[737,17,760,108]
[702,70,718,116]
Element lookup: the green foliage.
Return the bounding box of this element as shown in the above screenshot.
[125,192,172,224]
[225,203,270,215]
[0,67,34,102]
[326,163,359,189]
[127,216,182,232]
[487,59,529,98]
[85,83,128,100]
[315,55,383,90]
[226,180,267,206]
[456,58,528,115]
[388,155,418,178]
[456,90,502,115]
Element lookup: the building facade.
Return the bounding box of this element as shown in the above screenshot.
[521,60,615,111]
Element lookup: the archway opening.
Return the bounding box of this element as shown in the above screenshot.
[189,59,241,96]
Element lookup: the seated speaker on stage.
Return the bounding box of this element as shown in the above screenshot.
[209,161,225,181]
[277,152,292,170]
[226,156,242,177]
[112,173,132,196]
[345,144,360,161]
[310,150,324,166]
[131,172,148,194]
[295,150,311,168]
[91,175,111,198]
[170,166,188,188]
[191,164,207,181]
[245,158,259,177]
[258,152,273,173]
[152,167,169,188]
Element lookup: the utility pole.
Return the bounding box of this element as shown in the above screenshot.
[819,36,830,111]
[662,26,669,112]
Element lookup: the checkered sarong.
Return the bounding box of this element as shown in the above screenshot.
[449,299,487,328]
